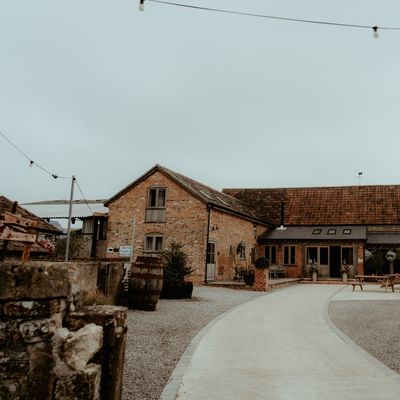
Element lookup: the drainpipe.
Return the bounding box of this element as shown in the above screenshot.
[204,205,212,284]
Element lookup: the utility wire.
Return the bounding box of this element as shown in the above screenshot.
[146,0,400,32]
[0,130,69,179]
[75,179,94,215]
[1,130,97,216]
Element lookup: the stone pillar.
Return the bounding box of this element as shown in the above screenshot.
[253,268,270,291]
[66,305,127,400]
[0,262,70,400]
[0,262,119,400]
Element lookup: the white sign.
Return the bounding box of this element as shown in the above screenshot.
[119,246,133,257]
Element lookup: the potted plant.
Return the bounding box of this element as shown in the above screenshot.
[310,260,319,282]
[242,269,255,286]
[255,256,269,269]
[160,241,194,299]
[340,261,349,282]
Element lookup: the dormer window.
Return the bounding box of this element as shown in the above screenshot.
[146,187,166,222]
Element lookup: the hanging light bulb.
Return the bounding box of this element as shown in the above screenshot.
[139,0,145,12]
[373,26,379,39]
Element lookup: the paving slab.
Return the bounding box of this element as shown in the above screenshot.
[173,285,400,400]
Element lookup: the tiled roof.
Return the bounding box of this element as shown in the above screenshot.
[106,165,263,223]
[0,196,61,234]
[223,185,400,226]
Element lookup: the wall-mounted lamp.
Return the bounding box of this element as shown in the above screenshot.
[211,224,219,231]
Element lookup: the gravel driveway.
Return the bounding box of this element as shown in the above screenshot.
[122,285,400,400]
[122,285,264,400]
[328,300,400,374]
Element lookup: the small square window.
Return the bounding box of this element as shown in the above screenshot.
[312,229,321,235]
[327,229,336,235]
[343,229,351,235]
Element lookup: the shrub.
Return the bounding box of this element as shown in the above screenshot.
[82,290,111,306]
[255,256,269,269]
[160,241,193,287]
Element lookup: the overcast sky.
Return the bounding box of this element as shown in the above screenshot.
[1,0,400,204]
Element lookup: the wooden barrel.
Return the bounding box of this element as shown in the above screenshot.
[128,256,163,311]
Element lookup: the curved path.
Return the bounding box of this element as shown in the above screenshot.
[169,285,400,400]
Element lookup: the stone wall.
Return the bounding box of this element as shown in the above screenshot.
[0,262,127,400]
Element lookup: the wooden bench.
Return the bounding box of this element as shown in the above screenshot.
[351,282,364,291]
[380,274,400,292]
[269,265,287,279]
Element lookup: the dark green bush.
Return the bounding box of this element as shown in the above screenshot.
[160,241,193,287]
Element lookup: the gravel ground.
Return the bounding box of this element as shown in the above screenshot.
[122,287,400,400]
[122,285,264,400]
[328,300,400,374]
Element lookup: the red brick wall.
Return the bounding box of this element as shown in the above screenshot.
[105,171,208,283]
[208,209,266,281]
[105,171,268,284]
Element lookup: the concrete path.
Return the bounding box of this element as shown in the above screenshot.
[173,285,400,400]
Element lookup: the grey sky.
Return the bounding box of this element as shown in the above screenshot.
[1,0,400,204]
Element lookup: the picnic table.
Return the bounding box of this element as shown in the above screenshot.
[353,274,400,292]
[269,265,287,279]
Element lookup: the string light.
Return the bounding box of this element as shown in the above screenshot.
[143,0,400,36]
[139,0,145,12]
[0,131,69,179]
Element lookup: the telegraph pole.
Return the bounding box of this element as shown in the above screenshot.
[65,175,76,262]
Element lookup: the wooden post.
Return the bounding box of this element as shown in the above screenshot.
[22,244,32,263]
[0,201,18,261]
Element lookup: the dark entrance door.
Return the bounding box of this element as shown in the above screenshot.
[330,246,341,278]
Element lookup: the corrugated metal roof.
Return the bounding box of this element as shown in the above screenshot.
[22,200,108,219]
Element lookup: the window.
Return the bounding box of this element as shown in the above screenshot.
[307,247,318,264]
[343,229,351,235]
[312,229,321,235]
[146,187,166,222]
[144,234,163,252]
[284,245,296,265]
[207,242,216,264]
[341,247,354,265]
[320,247,329,265]
[307,247,329,265]
[148,187,166,208]
[264,245,277,264]
[327,229,337,235]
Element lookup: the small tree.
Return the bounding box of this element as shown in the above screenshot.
[160,241,193,287]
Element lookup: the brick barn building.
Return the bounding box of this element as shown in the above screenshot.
[105,165,400,282]
[224,186,400,279]
[104,165,268,283]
